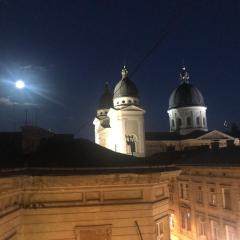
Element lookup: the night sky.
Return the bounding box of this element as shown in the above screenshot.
[0,0,239,140]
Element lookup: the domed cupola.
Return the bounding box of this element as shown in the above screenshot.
[96,82,113,119]
[169,67,205,109]
[113,66,140,108]
[167,66,208,135]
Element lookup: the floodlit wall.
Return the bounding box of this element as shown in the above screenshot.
[169,167,240,240]
[0,171,179,240]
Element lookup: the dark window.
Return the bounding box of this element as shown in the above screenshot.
[196,117,200,126]
[172,119,175,128]
[128,100,131,103]
[177,118,182,127]
[203,117,206,126]
[187,117,191,126]
[122,100,125,103]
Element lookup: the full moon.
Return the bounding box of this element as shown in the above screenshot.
[15,80,25,89]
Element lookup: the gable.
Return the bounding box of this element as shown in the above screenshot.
[197,130,235,140]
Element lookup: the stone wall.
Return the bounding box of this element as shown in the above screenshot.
[0,171,179,240]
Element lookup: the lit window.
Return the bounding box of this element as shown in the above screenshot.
[169,214,175,229]
[222,188,231,210]
[209,188,217,206]
[181,208,191,231]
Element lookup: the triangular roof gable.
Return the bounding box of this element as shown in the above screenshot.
[196,130,235,140]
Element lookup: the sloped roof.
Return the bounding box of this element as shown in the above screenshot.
[145,130,208,141]
[149,146,240,167]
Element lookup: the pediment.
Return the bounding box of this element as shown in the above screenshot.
[197,130,235,140]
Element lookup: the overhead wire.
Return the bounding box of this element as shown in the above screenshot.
[76,1,212,137]
[75,1,190,137]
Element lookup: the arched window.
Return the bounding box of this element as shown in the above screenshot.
[122,100,125,104]
[187,117,191,127]
[177,118,182,127]
[196,117,200,126]
[203,117,206,126]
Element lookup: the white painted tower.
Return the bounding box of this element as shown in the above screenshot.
[93,83,112,149]
[93,67,146,157]
[167,67,208,135]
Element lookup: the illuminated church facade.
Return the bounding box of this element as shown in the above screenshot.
[93,67,146,157]
[94,66,238,157]
[93,65,210,157]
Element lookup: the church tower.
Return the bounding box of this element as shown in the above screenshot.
[108,66,146,157]
[93,83,112,149]
[167,66,208,135]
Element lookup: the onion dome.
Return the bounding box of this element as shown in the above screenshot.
[113,66,138,99]
[98,82,113,110]
[169,67,205,109]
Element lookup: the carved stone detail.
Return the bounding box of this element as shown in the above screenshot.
[74,225,112,240]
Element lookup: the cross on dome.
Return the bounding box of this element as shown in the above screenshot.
[179,66,190,83]
[121,66,128,79]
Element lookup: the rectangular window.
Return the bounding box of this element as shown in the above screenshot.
[179,183,190,200]
[181,208,191,231]
[210,220,219,240]
[222,188,231,210]
[196,186,203,204]
[226,225,235,240]
[209,187,217,206]
[156,221,164,240]
[180,183,184,199]
[198,220,206,237]
[169,214,175,229]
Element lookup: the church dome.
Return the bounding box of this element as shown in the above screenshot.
[169,67,205,109]
[113,66,138,99]
[98,83,112,109]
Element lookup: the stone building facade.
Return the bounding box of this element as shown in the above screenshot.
[0,169,180,240]
[168,153,240,240]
